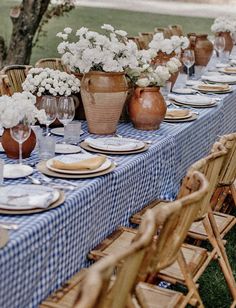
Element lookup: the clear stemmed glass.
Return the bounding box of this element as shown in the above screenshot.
[40,96,58,135]
[10,120,31,165]
[214,36,225,60]
[57,97,75,141]
[182,49,195,79]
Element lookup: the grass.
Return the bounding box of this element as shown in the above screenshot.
[0,1,213,64]
[1,2,235,307]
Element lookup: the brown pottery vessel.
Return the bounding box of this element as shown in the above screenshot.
[188,33,213,66]
[128,87,167,130]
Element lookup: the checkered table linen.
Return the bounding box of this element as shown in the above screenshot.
[1,64,236,307]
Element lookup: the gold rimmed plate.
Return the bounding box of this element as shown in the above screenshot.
[165,109,192,120]
[36,161,116,179]
[173,101,217,108]
[80,142,149,155]
[0,190,65,215]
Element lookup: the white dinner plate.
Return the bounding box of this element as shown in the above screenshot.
[46,153,112,174]
[201,74,236,84]
[51,127,84,136]
[4,164,33,179]
[185,80,201,87]
[0,185,60,210]
[192,84,232,94]
[85,137,145,152]
[55,144,81,154]
[168,94,215,106]
[172,88,196,95]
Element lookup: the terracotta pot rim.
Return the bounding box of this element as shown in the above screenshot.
[83,71,125,77]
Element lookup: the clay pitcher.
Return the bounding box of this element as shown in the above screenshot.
[216,32,233,52]
[188,33,213,66]
[128,87,167,130]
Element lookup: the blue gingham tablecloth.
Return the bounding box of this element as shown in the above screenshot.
[1,73,236,308]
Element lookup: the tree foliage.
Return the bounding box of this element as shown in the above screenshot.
[0,0,75,67]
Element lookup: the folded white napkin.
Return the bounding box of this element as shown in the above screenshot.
[168,94,213,105]
[0,186,57,209]
[85,137,144,151]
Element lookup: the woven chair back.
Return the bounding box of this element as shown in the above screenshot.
[1,65,31,94]
[35,58,70,73]
[154,27,172,38]
[168,24,184,36]
[74,209,157,308]
[138,32,154,49]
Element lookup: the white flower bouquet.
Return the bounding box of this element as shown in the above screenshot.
[149,33,189,55]
[22,67,80,97]
[56,24,139,73]
[211,16,236,33]
[0,92,47,128]
[126,49,181,87]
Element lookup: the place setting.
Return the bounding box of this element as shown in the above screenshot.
[80,137,150,155]
[0,184,65,215]
[36,152,117,179]
[168,93,218,108]
[191,83,233,94]
[163,108,198,123]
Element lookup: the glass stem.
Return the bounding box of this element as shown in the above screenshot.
[63,124,67,143]
[19,142,22,165]
[46,124,49,136]
[187,66,190,79]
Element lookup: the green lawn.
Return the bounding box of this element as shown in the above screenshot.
[1,2,235,308]
[0,2,213,64]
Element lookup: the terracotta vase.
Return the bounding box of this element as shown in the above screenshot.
[153,51,181,90]
[216,31,233,52]
[188,33,213,66]
[2,128,36,159]
[81,71,128,134]
[128,87,167,130]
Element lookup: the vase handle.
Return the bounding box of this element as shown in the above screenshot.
[135,88,144,98]
[84,78,91,92]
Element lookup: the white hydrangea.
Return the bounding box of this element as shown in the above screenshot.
[56,24,139,73]
[22,68,80,97]
[0,92,47,128]
[149,32,189,55]
[211,16,236,33]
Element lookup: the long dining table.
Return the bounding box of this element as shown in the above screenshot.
[1,53,236,307]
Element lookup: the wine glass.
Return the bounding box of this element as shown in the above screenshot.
[214,36,225,60]
[40,96,57,135]
[10,120,31,165]
[182,49,195,79]
[57,97,75,141]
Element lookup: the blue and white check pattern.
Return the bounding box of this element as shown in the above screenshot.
[1,61,236,307]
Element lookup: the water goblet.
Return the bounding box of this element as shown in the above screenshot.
[10,120,31,165]
[40,96,58,135]
[57,97,75,141]
[182,49,195,80]
[214,36,225,60]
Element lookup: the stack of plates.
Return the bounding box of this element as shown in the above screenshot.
[164,109,197,122]
[37,153,116,179]
[81,137,149,155]
[0,185,64,214]
[168,94,217,108]
[172,88,196,95]
[193,83,232,94]
[201,74,236,85]
[51,127,84,136]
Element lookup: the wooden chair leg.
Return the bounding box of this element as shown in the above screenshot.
[203,214,236,301]
[230,183,236,207]
[177,250,204,307]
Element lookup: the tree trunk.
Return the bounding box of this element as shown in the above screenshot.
[6,0,51,65]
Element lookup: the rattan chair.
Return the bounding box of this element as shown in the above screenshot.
[168,24,184,36]
[35,58,70,73]
[0,74,11,96]
[0,65,32,94]
[138,32,154,49]
[128,36,146,50]
[89,171,209,307]
[41,171,208,308]
[131,142,236,303]
[154,27,172,38]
